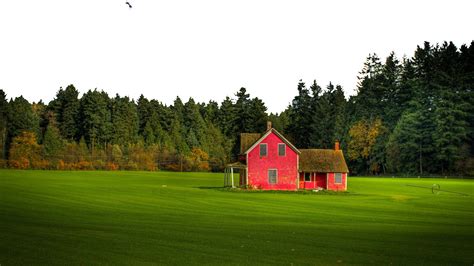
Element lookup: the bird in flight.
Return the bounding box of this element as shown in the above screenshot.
[125,1,132,8]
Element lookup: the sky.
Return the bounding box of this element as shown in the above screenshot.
[0,0,472,113]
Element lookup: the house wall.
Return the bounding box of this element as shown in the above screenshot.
[247,132,298,190]
[299,172,328,189]
[326,173,347,191]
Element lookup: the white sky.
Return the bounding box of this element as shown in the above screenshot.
[0,0,472,113]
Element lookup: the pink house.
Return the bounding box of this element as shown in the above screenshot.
[224,123,349,191]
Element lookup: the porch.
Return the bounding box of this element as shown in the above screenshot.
[299,172,327,190]
[224,162,247,188]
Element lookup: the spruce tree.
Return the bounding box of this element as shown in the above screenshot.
[0,90,7,159]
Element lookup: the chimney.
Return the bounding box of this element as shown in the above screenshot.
[335,140,340,151]
[266,121,272,131]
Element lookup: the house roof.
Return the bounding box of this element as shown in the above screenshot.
[226,161,247,168]
[241,128,300,155]
[240,133,262,153]
[299,149,349,173]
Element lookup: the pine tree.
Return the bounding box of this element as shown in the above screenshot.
[248,97,268,132]
[49,85,80,140]
[0,90,8,159]
[78,89,112,153]
[6,96,39,159]
[332,85,347,146]
[287,80,313,148]
[219,96,236,137]
[43,120,64,162]
[432,42,468,173]
[110,95,139,145]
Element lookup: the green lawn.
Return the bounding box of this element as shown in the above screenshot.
[0,170,473,265]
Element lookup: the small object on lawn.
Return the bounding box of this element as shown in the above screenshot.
[406,184,469,196]
[162,185,167,188]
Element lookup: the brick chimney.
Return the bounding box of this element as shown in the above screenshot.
[335,140,340,151]
[267,121,272,131]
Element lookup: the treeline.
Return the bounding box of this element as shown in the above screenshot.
[280,41,473,176]
[0,41,473,175]
[0,85,268,171]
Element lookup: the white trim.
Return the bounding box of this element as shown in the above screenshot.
[268,168,278,184]
[296,154,299,189]
[246,153,249,185]
[243,128,300,155]
[345,173,348,190]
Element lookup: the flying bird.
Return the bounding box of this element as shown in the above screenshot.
[125,1,132,8]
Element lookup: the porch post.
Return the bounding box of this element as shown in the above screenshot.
[231,167,234,188]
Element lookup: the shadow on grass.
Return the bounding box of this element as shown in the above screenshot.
[196,186,353,195]
[196,186,223,190]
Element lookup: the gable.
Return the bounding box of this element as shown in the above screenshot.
[243,128,300,155]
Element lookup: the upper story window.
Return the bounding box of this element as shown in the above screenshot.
[278,143,286,156]
[260,143,267,157]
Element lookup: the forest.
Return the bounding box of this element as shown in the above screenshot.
[0,41,473,176]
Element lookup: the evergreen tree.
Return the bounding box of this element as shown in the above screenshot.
[49,85,80,140]
[0,90,8,159]
[432,42,468,173]
[234,87,252,133]
[219,96,236,137]
[110,95,139,145]
[248,97,268,132]
[78,90,112,153]
[42,119,64,162]
[287,80,313,148]
[6,96,39,158]
[332,85,347,146]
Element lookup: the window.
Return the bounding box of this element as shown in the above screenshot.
[260,143,267,157]
[304,172,311,182]
[278,143,286,156]
[268,169,277,184]
[335,173,342,184]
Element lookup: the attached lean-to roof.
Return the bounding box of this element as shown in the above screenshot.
[299,149,349,173]
[242,128,300,155]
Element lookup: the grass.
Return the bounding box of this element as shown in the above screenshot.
[0,170,473,265]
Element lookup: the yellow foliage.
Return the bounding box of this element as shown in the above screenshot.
[8,131,41,169]
[348,118,385,161]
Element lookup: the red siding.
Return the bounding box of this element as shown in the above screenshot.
[299,173,328,190]
[247,132,298,190]
[326,173,347,191]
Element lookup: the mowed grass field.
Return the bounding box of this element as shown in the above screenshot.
[0,170,473,265]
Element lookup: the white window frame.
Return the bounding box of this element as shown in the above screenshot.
[335,173,342,184]
[268,169,278,184]
[304,172,311,182]
[260,143,267,157]
[278,143,286,156]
